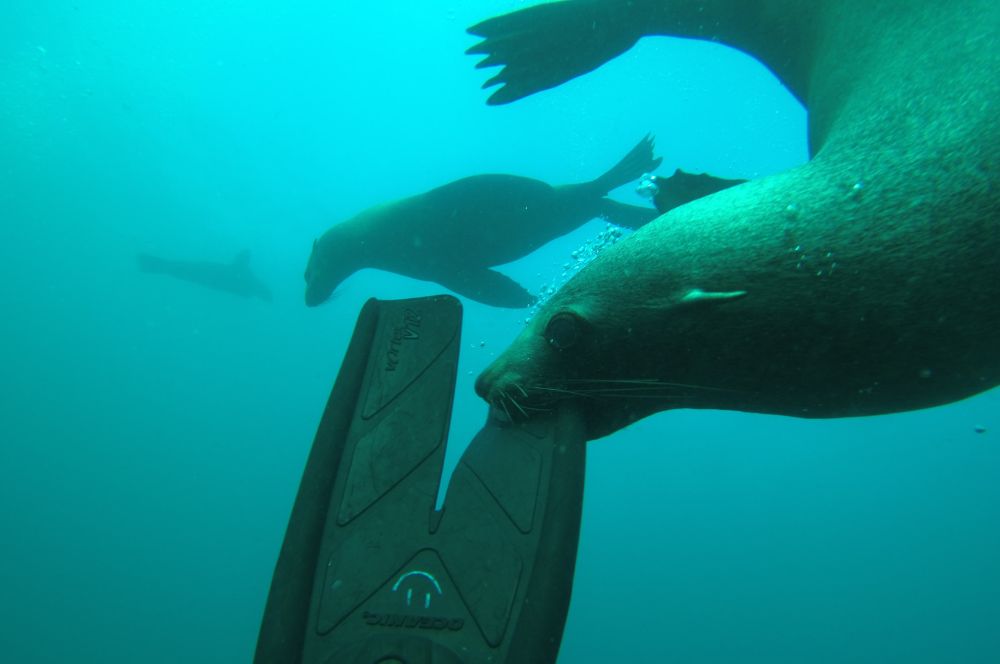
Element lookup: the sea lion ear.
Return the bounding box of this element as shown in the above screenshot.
[544,311,584,350]
[312,238,318,251]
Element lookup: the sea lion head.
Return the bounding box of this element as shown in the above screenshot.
[304,234,356,307]
[475,234,749,440]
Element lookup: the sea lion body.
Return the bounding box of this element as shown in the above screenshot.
[473,0,1000,439]
[304,137,661,308]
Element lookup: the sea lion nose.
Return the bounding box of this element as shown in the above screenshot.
[304,286,327,307]
[475,371,511,424]
[474,370,491,400]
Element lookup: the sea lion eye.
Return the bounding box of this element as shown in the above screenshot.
[545,312,582,350]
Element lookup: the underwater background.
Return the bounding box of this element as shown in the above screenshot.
[2,1,998,661]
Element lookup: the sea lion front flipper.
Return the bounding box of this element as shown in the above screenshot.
[467,2,642,105]
[597,199,660,229]
[468,2,812,107]
[436,266,535,309]
[679,289,747,306]
[644,169,749,214]
[640,289,748,314]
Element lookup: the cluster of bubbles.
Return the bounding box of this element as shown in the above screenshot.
[525,222,630,323]
[635,172,660,200]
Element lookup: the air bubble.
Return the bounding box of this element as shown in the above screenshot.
[526,223,631,322]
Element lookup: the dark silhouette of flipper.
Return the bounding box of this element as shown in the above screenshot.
[639,169,748,214]
[434,266,536,308]
[598,198,660,228]
[467,1,641,105]
[137,250,272,301]
[255,296,587,663]
[573,133,663,228]
[467,1,812,108]
[586,133,663,195]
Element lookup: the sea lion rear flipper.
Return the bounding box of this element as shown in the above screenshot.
[255,296,588,663]
[598,199,661,229]
[588,134,663,195]
[647,169,748,214]
[437,267,535,308]
[467,1,641,105]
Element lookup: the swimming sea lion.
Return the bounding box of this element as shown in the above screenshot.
[138,250,272,302]
[304,136,661,308]
[472,0,1000,439]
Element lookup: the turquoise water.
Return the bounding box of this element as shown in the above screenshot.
[2,1,998,661]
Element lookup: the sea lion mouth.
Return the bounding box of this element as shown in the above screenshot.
[304,285,341,307]
[482,377,745,425]
[303,284,326,307]
[488,403,513,425]
[483,381,541,424]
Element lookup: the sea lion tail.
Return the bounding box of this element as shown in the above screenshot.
[588,134,663,195]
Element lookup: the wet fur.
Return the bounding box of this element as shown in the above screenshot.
[475,0,1000,440]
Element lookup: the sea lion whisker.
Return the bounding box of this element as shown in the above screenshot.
[552,385,700,399]
[498,395,513,422]
[563,378,664,384]
[564,378,736,392]
[583,393,698,401]
[560,382,686,391]
[565,387,693,395]
[563,384,718,394]
[529,385,596,398]
[506,392,530,418]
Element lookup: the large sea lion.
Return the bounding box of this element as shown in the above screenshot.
[471,0,1000,440]
[304,136,661,308]
[138,250,272,302]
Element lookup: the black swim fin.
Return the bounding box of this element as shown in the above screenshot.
[254,295,587,664]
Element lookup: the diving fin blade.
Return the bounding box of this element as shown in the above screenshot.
[254,295,587,664]
[439,406,587,663]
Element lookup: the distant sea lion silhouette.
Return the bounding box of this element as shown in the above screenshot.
[303,136,661,308]
[138,250,272,302]
[471,0,1000,439]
